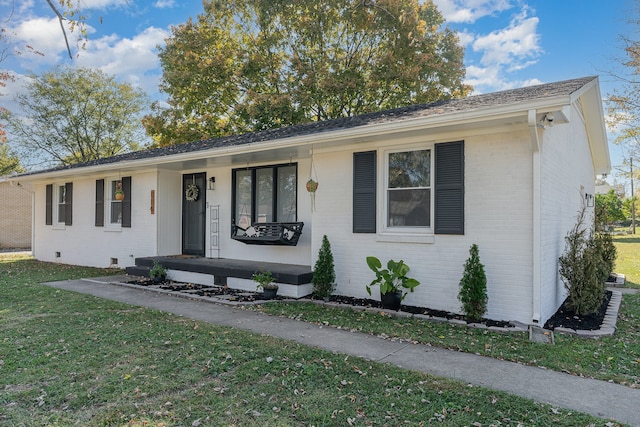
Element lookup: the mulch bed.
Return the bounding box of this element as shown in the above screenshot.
[544,290,612,331]
[126,278,612,331]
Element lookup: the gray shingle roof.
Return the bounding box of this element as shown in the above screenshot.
[21,76,596,176]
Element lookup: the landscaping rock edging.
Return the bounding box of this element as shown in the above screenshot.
[86,275,623,338]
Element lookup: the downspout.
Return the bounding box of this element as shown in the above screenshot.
[528,109,542,324]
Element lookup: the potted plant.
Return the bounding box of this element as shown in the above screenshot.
[149,260,167,283]
[312,235,336,300]
[253,270,278,299]
[365,256,420,310]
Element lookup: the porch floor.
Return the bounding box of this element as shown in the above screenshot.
[127,255,313,285]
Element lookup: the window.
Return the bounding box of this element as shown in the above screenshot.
[96,177,131,228]
[352,140,464,236]
[57,185,67,224]
[232,164,297,228]
[386,149,431,228]
[46,182,72,226]
[109,180,123,225]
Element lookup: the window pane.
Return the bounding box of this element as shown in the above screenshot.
[277,165,297,222]
[57,204,66,223]
[235,170,253,229]
[110,201,122,224]
[57,186,66,223]
[388,189,430,226]
[256,169,273,222]
[388,150,430,188]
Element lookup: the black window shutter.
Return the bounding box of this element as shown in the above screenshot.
[353,151,377,233]
[95,179,104,227]
[434,141,464,235]
[121,176,132,228]
[64,182,73,226]
[45,184,53,225]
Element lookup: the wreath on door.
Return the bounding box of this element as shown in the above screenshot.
[185,183,199,202]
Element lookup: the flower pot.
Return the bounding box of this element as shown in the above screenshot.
[262,288,278,300]
[152,275,165,284]
[380,291,402,311]
[115,192,125,201]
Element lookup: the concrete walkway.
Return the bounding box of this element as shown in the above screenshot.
[43,277,640,426]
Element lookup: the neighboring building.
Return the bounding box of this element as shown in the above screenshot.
[15,76,610,325]
[0,177,32,250]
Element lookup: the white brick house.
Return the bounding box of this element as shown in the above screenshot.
[16,76,610,325]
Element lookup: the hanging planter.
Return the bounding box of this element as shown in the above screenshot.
[114,181,125,200]
[306,178,318,212]
[306,178,318,193]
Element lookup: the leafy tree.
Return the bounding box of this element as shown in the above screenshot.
[5,67,149,168]
[595,189,625,230]
[458,244,488,323]
[144,0,470,146]
[0,144,24,176]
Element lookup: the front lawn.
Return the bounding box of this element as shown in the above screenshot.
[0,254,619,426]
[255,236,640,387]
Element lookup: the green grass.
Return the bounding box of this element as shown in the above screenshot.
[253,236,640,387]
[613,234,640,287]
[0,254,621,426]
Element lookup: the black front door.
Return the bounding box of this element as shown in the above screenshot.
[182,172,206,256]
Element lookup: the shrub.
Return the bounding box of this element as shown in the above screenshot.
[312,235,336,298]
[149,261,167,280]
[458,244,488,323]
[253,270,278,290]
[558,207,613,316]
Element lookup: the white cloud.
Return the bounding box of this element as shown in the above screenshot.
[153,0,176,9]
[79,0,129,10]
[465,64,542,93]
[7,16,80,67]
[75,26,169,96]
[472,9,541,67]
[433,0,513,24]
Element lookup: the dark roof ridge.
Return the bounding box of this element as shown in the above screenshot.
[19,76,597,177]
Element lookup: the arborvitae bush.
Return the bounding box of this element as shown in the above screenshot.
[559,207,614,316]
[458,244,488,323]
[312,235,336,298]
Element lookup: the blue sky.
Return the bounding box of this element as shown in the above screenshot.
[0,0,636,184]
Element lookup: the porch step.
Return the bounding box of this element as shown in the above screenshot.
[125,265,151,277]
[132,256,313,285]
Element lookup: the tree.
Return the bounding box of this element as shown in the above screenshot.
[558,207,608,316]
[144,0,470,146]
[5,67,149,168]
[607,9,640,157]
[0,144,23,176]
[595,189,625,231]
[312,235,336,299]
[458,244,488,323]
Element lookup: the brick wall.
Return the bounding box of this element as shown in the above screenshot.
[0,182,32,249]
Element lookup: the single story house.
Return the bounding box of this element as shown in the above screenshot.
[0,176,32,250]
[15,76,610,325]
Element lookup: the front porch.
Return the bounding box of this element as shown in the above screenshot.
[126,255,314,298]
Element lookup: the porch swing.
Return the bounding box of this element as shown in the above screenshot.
[231,192,304,246]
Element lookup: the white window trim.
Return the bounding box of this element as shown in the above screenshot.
[105,177,123,231]
[379,143,434,240]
